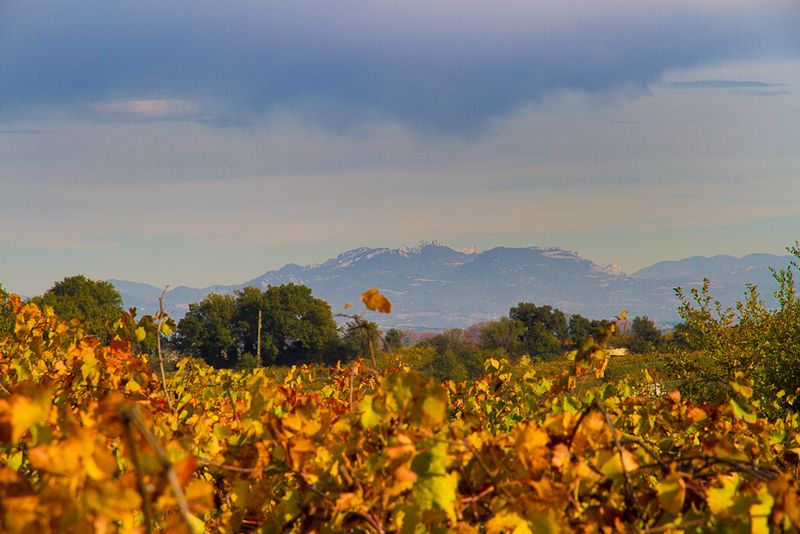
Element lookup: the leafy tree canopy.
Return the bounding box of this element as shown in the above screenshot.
[509,302,568,359]
[257,284,339,363]
[30,275,123,343]
[383,328,404,352]
[478,316,524,359]
[340,319,380,360]
[173,293,238,368]
[174,284,339,367]
[566,314,608,346]
[629,315,662,353]
[0,283,14,338]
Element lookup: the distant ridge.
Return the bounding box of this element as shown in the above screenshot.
[111,243,792,329]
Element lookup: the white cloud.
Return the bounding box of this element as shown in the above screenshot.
[90,98,198,119]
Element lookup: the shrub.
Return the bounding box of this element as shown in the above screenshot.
[666,243,800,412]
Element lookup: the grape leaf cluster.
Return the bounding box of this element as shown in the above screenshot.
[2,295,800,532]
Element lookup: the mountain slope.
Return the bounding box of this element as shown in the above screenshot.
[111,244,791,329]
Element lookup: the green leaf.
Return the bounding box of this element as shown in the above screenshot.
[413,471,459,523]
[730,398,757,423]
[186,513,205,534]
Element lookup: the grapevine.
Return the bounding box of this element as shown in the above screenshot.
[1,294,799,532]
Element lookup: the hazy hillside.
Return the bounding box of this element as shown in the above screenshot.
[111,244,791,329]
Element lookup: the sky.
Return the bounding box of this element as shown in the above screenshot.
[1,0,799,295]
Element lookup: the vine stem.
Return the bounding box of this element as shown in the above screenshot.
[121,411,154,534]
[123,405,198,534]
[595,400,642,518]
[156,286,174,412]
[335,313,380,370]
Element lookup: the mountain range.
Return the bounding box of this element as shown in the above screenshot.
[110,242,793,330]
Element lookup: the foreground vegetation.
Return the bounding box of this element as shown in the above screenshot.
[2,289,800,533]
[1,243,799,531]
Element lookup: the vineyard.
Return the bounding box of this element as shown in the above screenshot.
[2,292,800,533]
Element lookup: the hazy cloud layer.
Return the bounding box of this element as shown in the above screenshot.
[664,80,789,89]
[1,0,798,133]
[1,2,799,295]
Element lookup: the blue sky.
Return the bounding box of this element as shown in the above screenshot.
[1,0,799,295]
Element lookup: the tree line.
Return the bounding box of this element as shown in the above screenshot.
[4,240,799,417]
[1,275,666,373]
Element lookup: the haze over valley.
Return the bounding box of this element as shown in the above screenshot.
[110,242,794,329]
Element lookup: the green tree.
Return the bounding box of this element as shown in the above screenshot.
[232,286,267,361]
[418,329,484,380]
[665,243,800,412]
[341,319,381,360]
[629,315,662,353]
[174,284,340,367]
[380,345,437,369]
[251,284,339,364]
[383,328,404,352]
[568,314,592,347]
[422,329,475,360]
[173,293,238,368]
[31,275,124,343]
[509,302,568,359]
[478,317,524,358]
[0,284,14,338]
[419,349,470,382]
[568,314,611,348]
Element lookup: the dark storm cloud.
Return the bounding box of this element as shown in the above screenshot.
[0,0,798,133]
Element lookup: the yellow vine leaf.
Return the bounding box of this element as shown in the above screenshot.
[657,474,686,515]
[10,394,51,442]
[487,510,533,534]
[707,473,740,515]
[134,326,147,342]
[749,485,774,534]
[160,322,173,336]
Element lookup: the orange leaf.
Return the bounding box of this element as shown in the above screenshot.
[172,455,198,487]
[361,288,392,314]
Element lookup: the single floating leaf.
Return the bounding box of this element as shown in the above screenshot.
[361,288,392,313]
